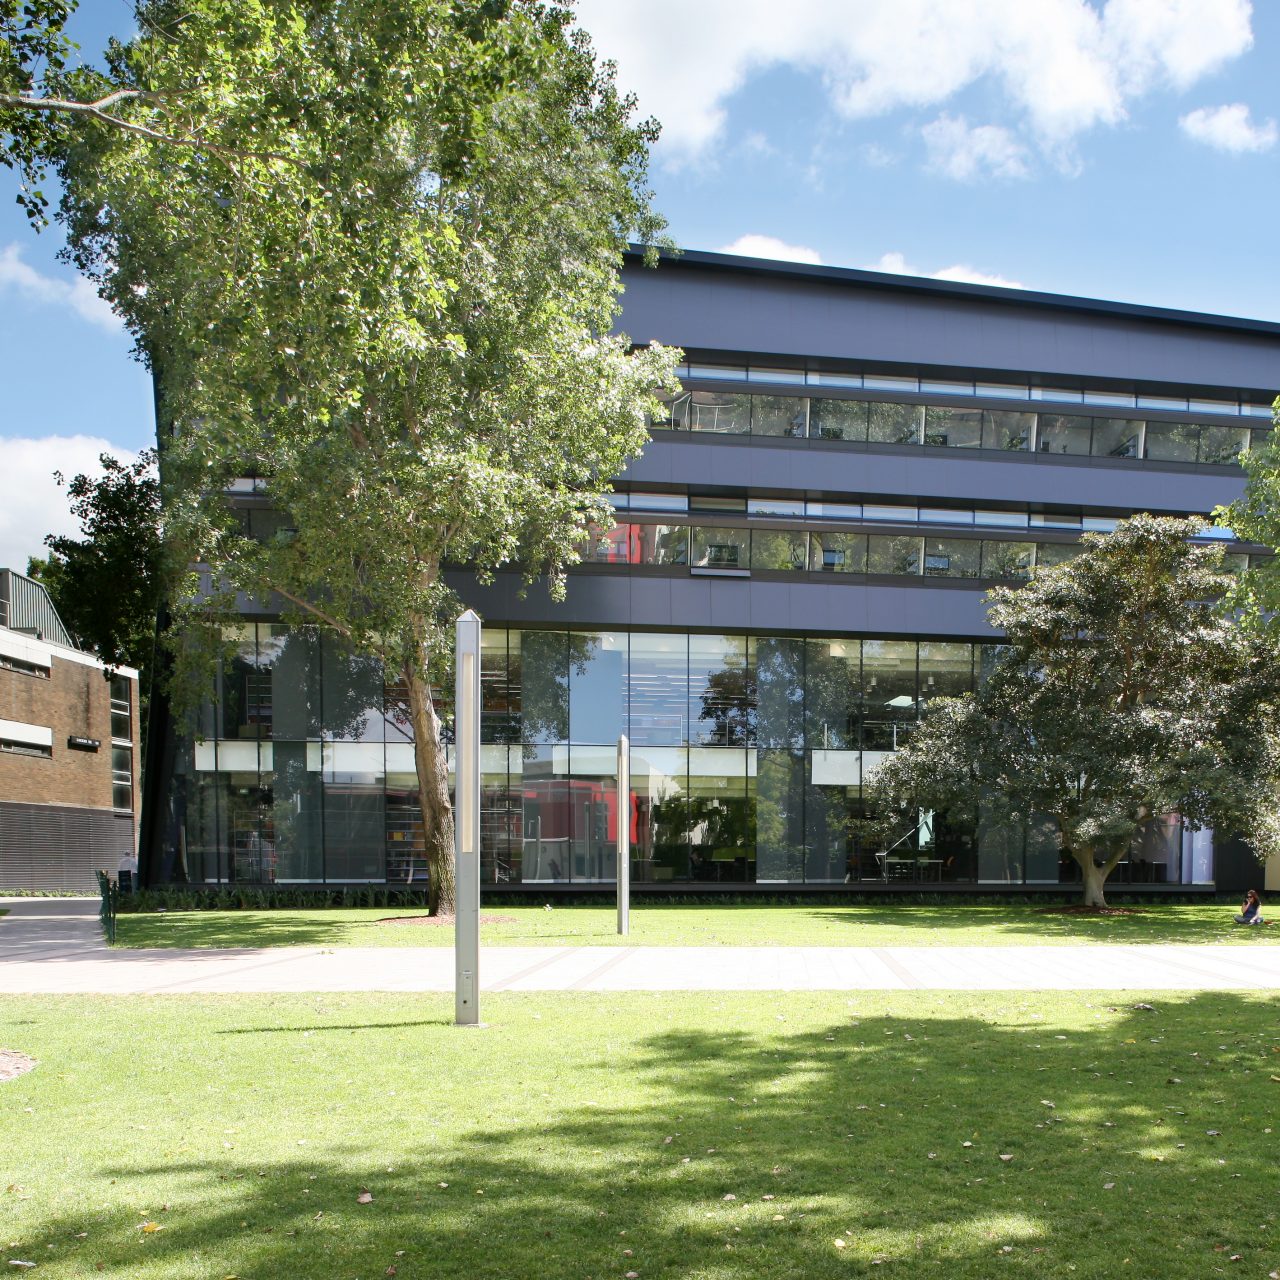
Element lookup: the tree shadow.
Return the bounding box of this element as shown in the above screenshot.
[7,990,1280,1277]
[804,904,1259,945]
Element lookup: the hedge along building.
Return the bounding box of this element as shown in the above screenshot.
[141,248,1280,895]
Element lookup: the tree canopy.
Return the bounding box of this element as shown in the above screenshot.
[30,449,162,683]
[45,1,680,911]
[867,515,1280,906]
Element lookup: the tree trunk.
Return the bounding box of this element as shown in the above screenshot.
[1078,852,1110,908]
[404,658,455,916]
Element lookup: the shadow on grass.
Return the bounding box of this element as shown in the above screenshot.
[113,912,383,949]
[803,903,1254,944]
[10,991,1280,1278]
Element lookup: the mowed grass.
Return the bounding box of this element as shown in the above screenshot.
[112,900,1280,950]
[2,990,1279,1278]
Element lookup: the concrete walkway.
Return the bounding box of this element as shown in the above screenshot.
[4,896,1280,995]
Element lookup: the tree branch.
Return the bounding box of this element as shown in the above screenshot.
[270,584,353,638]
[1,92,305,169]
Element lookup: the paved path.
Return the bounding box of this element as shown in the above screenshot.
[4,897,1280,995]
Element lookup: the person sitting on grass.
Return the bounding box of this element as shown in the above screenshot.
[1234,889,1265,925]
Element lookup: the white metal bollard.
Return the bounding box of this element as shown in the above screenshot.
[454,609,482,1025]
[617,733,630,936]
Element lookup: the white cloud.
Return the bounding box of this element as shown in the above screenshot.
[921,115,1030,180]
[1179,102,1277,152]
[870,252,1025,290]
[0,436,139,574]
[0,243,121,332]
[574,0,1254,162]
[716,234,824,264]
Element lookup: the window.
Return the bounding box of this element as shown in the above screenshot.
[112,744,133,810]
[0,738,52,759]
[691,527,750,570]
[982,411,1034,451]
[1037,414,1092,455]
[0,651,51,677]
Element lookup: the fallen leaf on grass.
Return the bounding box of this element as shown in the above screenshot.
[139,1223,163,1234]
[999,1154,1014,1163]
[357,1192,374,1205]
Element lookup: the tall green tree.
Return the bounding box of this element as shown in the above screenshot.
[867,516,1280,907]
[52,1,680,913]
[1218,407,1280,625]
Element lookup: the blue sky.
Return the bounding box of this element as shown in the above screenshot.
[2,0,1279,569]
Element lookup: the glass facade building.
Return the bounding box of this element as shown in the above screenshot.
[144,248,1280,893]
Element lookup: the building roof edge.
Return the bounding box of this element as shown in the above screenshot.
[624,246,1280,340]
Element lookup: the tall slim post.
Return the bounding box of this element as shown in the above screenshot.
[454,609,482,1025]
[617,733,630,936]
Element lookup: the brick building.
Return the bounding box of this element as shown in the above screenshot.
[0,569,140,890]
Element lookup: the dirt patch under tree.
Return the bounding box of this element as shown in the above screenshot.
[0,1050,37,1082]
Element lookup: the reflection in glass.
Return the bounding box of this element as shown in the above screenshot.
[862,640,917,750]
[630,745,688,881]
[321,633,385,742]
[867,535,923,576]
[582,522,634,563]
[868,401,924,445]
[806,638,860,751]
[323,741,385,881]
[687,391,751,433]
[481,629,519,744]
[1037,414,1093,455]
[569,744,621,880]
[1199,424,1249,465]
[754,637,805,748]
[810,398,869,441]
[628,634,687,745]
[688,747,753,881]
[810,531,868,573]
[1090,418,1141,458]
[691,525,750,570]
[520,745,572,881]
[918,642,973,701]
[479,744,520,885]
[690,634,754,746]
[805,761,860,882]
[924,406,982,448]
[751,529,808,571]
[635,524,689,565]
[219,624,260,740]
[982,410,1034,451]
[923,538,980,578]
[755,749,805,881]
[273,741,322,881]
[1144,421,1199,463]
[1035,542,1081,568]
[569,631,625,744]
[752,395,809,436]
[521,630,569,744]
[261,624,320,739]
[980,540,1035,580]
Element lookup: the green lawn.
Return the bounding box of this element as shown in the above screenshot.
[2,990,1278,1278]
[112,901,1279,950]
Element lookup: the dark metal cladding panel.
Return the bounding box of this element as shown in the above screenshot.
[620,437,1247,512]
[0,802,132,891]
[445,571,995,639]
[618,257,1280,398]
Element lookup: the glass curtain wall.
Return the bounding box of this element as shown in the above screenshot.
[178,624,1214,888]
